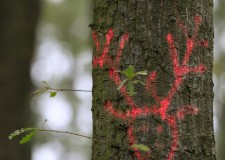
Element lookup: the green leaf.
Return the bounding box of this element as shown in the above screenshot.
[117,79,128,90]
[127,81,136,96]
[132,80,145,85]
[20,131,36,144]
[50,92,57,98]
[9,128,36,140]
[117,65,148,96]
[134,70,148,76]
[121,65,135,79]
[130,144,150,152]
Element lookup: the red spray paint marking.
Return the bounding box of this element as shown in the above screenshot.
[92,16,208,160]
[92,31,100,51]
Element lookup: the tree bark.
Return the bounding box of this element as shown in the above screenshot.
[0,0,40,160]
[92,0,215,160]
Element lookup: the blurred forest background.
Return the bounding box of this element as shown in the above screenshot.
[31,0,93,160]
[214,0,225,159]
[0,0,225,160]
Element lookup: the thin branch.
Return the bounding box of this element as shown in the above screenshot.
[36,128,119,148]
[46,87,92,92]
[38,128,92,139]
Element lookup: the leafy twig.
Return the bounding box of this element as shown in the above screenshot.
[46,87,92,93]
[37,128,93,140]
[32,81,92,98]
[9,128,115,147]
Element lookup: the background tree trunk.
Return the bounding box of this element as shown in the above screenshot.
[213,1,225,160]
[92,0,215,160]
[0,1,40,160]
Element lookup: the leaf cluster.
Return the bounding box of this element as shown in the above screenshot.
[117,65,147,96]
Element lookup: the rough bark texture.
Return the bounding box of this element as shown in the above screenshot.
[216,104,225,160]
[92,0,215,160]
[0,1,40,160]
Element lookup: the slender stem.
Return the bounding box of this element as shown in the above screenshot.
[38,128,92,139]
[46,87,92,92]
[36,128,116,148]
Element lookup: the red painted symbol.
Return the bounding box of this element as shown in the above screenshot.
[92,16,208,160]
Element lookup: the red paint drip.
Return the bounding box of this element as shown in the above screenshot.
[146,71,160,103]
[182,38,194,65]
[167,116,178,160]
[92,16,207,160]
[158,99,170,120]
[104,101,126,120]
[92,29,114,68]
[92,31,100,51]
[166,33,179,72]
[116,33,129,64]
[127,126,135,144]
[194,16,202,24]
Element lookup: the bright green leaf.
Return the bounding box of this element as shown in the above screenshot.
[130,144,150,152]
[121,65,135,79]
[20,131,36,144]
[50,92,57,98]
[117,79,128,90]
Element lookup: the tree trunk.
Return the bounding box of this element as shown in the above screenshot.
[92,1,215,160]
[0,1,40,160]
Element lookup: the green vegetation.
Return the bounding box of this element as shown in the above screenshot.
[130,144,150,152]
[117,65,147,96]
[9,128,37,144]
